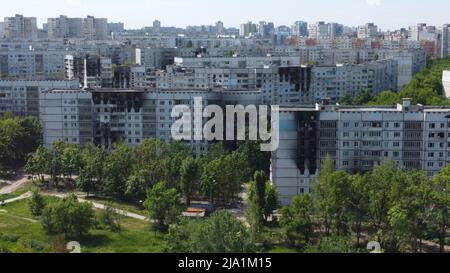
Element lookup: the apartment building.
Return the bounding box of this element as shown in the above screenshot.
[0,22,5,38]
[0,49,69,79]
[357,23,378,39]
[0,79,79,117]
[441,24,450,58]
[240,22,257,37]
[272,99,450,204]
[64,54,113,88]
[309,22,343,40]
[47,15,108,40]
[3,15,37,40]
[40,88,261,154]
[291,21,308,37]
[153,58,399,105]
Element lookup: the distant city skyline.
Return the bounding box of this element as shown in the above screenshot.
[1,0,450,30]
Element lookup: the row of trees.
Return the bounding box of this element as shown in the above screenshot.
[0,114,42,173]
[25,139,270,207]
[279,156,449,253]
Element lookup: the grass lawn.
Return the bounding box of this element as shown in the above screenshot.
[0,197,168,253]
[0,194,16,202]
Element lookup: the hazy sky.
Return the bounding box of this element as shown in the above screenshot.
[1,0,450,30]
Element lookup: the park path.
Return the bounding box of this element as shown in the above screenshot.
[0,191,33,205]
[0,172,30,195]
[46,192,151,222]
[1,190,151,222]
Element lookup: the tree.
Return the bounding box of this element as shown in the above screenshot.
[103,142,133,199]
[247,171,271,235]
[280,194,315,247]
[28,189,46,216]
[348,174,369,247]
[47,141,66,186]
[18,116,43,156]
[190,210,255,253]
[98,202,123,233]
[263,182,279,221]
[235,141,271,181]
[364,161,408,252]
[200,157,222,204]
[311,155,335,235]
[125,169,153,201]
[144,181,184,231]
[305,236,355,253]
[254,171,267,215]
[76,143,105,196]
[41,194,95,238]
[0,116,26,170]
[61,144,82,179]
[25,146,51,183]
[431,165,450,253]
[368,91,401,106]
[180,157,199,206]
[339,90,374,106]
[166,219,201,253]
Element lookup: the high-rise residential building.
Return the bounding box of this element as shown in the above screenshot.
[107,22,125,34]
[48,15,107,39]
[408,23,427,41]
[257,21,275,38]
[4,14,38,40]
[215,21,224,35]
[309,21,343,39]
[0,22,5,38]
[407,23,441,58]
[291,21,308,37]
[357,23,378,39]
[153,20,161,33]
[239,21,257,37]
[81,16,108,40]
[272,99,450,204]
[65,54,112,88]
[68,18,83,38]
[0,79,79,117]
[441,24,450,58]
[47,15,70,39]
[40,88,260,151]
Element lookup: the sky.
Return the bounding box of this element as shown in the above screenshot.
[0,0,450,31]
